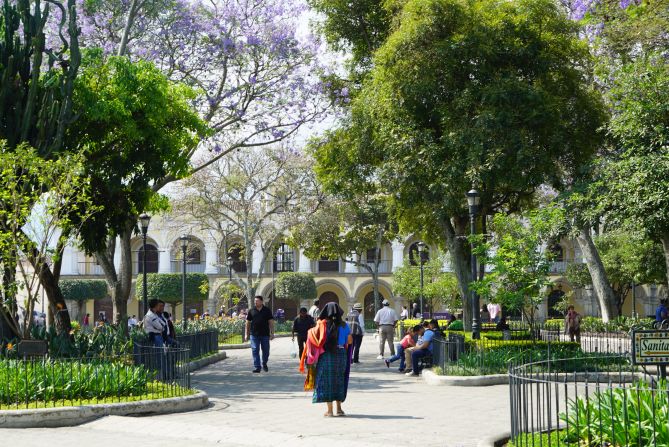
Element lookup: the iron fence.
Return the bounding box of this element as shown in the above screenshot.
[508,355,668,447]
[0,346,191,410]
[426,328,632,376]
[174,329,218,359]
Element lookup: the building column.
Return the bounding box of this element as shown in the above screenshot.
[60,244,76,275]
[344,253,358,273]
[204,243,218,274]
[113,240,121,272]
[251,243,264,274]
[298,249,312,273]
[158,248,171,273]
[391,240,405,272]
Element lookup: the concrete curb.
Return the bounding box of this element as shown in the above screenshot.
[188,350,227,371]
[220,343,250,350]
[422,369,508,386]
[477,432,510,447]
[0,390,209,428]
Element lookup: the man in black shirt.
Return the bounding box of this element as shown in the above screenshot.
[246,295,274,373]
[292,307,315,360]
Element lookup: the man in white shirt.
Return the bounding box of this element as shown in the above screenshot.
[374,299,398,359]
[400,306,409,320]
[143,299,167,347]
[308,299,320,319]
[487,302,502,323]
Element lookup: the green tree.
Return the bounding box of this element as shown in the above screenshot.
[0,146,94,337]
[602,56,669,290]
[60,279,108,323]
[392,256,459,315]
[292,195,397,313]
[0,0,81,334]
[65,52,207,326]
[135,273,209,307]
[275,272,317,303]
[471,210,561,328]
[565,230,666,316]
[314,0,606,329]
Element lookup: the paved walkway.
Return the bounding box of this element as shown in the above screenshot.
[1,336,510,446]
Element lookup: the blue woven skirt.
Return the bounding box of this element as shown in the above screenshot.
[313,348,348,403]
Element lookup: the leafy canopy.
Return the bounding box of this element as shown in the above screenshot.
[66,51,207,251]
[60,280,108,302]
[135,273,209,305]
[275,273,317,302]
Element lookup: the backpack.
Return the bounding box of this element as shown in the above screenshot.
[347,311,363,336]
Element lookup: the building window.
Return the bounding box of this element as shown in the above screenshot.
[274,243,294,272]
[138,244,159,273]
[549,243,564,262]
[186,246,202,264]
[318,256,340,272]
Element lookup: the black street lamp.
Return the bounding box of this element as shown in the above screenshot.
[417,242,427,319]
[466,189,481,339]
[227,255,234,282]
[139,213,151,317]
[179,235,189,329]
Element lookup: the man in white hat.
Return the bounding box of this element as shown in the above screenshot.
[374,299,398,359]
[347,303,365,363]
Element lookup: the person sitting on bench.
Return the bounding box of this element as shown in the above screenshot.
[404,322,435,377]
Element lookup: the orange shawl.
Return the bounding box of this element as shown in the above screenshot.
[299,319,327,373]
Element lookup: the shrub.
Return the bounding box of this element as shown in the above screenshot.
[60,279,108,301]
[543,316,654,332]
[274,272,317,302]
[0,358,154,406]
[135,273,209,305]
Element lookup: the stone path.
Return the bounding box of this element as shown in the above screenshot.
[1,336,510,446]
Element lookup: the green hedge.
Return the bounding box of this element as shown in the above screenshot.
[543,316,655,332]
[135,273,208,304]
[60,279,108,301]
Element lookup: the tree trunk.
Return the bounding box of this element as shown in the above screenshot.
[96,221,134,332]
[660,234,669,291]
[37,264,72,335]
[576,226,616,321]
[442,216,472,330]
[117,0,141,56]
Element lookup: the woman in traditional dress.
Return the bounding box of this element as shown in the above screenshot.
[308,302,352,417]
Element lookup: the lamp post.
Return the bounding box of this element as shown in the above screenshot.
[227,255,234,283]
[139,213,151,316]
[179,235,189,329]
[466,189,481,340]
[631,280,637,319]
[417,242,427,319]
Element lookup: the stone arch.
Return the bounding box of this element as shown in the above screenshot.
[315,279,349,309]
[212,280,246,316]
[353,280,395,319]
[170,235,206,273]
[130,236,160,274]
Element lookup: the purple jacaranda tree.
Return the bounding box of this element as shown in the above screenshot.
[63,0,330,324]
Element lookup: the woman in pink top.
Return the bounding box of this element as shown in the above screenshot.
[384,325,418,372]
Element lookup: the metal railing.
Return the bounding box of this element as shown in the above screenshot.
[357,260,393,274]
[396,321,633,376]
[311,259,343,273]
[508,355,667,447]
[0,347,191,410]
[77,261,104,275]
[170,261,206,273]
[174,330,218,359]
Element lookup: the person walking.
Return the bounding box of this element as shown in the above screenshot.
[411,302,421,319]
[564,305,582,343]
[292,307,315,359]
[309,299,321,319]
[374,299,398,359]
[347,303,365,364]
[306,302,352,417]
[246,295,275,373]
